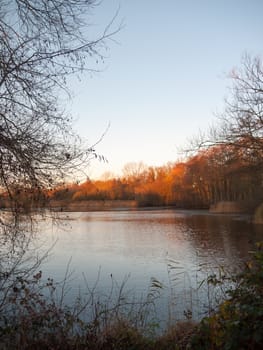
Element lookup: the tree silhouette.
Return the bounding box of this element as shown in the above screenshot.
[0,0,118,320]
[0,0,118,210]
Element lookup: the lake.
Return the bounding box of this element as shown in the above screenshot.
[35,209,262,326]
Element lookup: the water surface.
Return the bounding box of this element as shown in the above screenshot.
[36,209,262,323]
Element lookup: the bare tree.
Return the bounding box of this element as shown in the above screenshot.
[122,162,148,183]
[0,0,119,321]
[193,55,263,163]
[0,0,118,211]
[217,55,263,162]
[185,54,263,207]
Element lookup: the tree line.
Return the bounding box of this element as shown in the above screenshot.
[50,137,262,210]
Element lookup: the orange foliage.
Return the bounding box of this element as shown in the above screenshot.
[49,143,262,208]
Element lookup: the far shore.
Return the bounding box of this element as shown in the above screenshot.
[1,199,262,223]
[48,199,263,224]
[49,199,180,212]
[49,199,139,212]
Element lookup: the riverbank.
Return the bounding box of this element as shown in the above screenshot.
[49,199,263,224]
[49,199,179,211]
[49,199,138,211]
[209,200,263,224]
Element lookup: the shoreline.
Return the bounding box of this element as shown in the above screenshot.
[49,199,138,212]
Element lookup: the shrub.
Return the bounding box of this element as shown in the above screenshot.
[191,242,263,349]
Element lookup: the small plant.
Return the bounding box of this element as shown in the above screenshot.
[191,242,263,350]
[0,270,167,349]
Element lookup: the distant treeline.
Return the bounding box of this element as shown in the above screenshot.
[49,142,262,210]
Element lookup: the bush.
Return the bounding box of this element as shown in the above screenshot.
[136,192,163,207]
[191,242,263,349]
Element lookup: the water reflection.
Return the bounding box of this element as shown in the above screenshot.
[36,209,262,322]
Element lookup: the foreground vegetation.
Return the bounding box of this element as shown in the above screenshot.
[1,243,263,349]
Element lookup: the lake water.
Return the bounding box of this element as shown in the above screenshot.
[35,209,262,326]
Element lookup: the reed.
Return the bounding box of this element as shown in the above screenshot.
[1,243,262,349]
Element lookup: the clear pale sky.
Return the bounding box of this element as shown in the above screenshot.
[69,0,263,179]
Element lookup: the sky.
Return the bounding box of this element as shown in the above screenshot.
[68,0,263,179]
